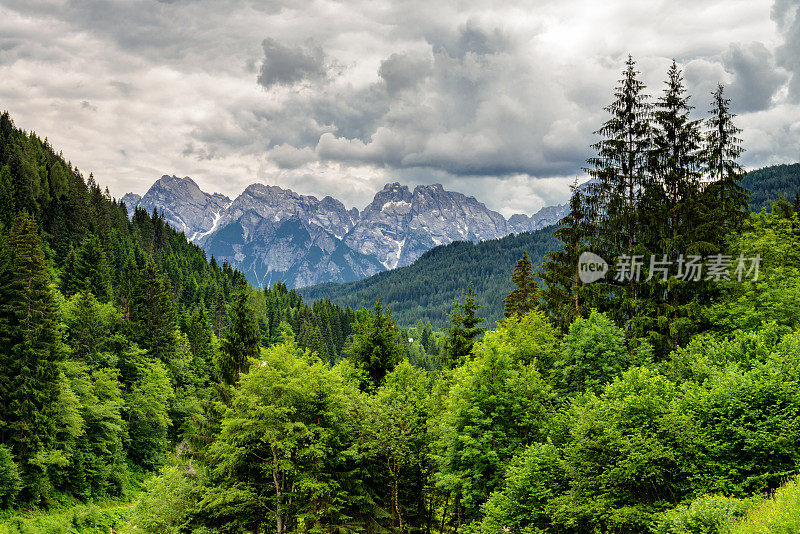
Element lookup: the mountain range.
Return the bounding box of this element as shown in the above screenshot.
[121,175,567,288]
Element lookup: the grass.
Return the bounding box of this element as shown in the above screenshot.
[726,476,800,533]
[0,502,133,534]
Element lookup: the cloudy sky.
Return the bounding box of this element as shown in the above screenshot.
[1,0,798,216]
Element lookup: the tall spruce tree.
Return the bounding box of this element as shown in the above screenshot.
[503,251,538,318]
[581,56,653,324]
[130,256,177,363]
[74,233,113,303]
[585,55,652,259]
[186,305,218,386]
[219,292,260,386]
[649,60,703,252]
[541,182,588,331]
[443,284,484,368]
[638,61,705,354]
[345,302,403,390]
[0,213,62,481]
[701,83,749,237]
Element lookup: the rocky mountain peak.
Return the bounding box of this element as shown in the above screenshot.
[127,174,570,288]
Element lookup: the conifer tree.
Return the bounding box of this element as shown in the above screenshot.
[116,256,138,321]
[75,233,113,302]
[541,182,588,331]
[585,55,652,258]
[130,256,177,362]
[186,306,218,385]
[649,60,703,251]
[61,245,80,297]
[219,292,260,386]
[503,251,538,318]
[66,288,109,367]
[578,56,653,324]
[0,165,13,228]
[0,213,62,476]
[702,83,749,236]
[638,62,705,354]
[345,302,403,389]
[443,285,484,368]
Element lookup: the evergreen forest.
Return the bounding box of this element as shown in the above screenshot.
[2,57,800,534]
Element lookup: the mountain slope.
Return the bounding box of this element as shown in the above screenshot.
[301,227,559,327]
[344,182,511,269]
[742,163,800,210]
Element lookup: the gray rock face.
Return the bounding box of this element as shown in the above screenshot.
[344,183,510,269]
[508,203,569,233]
[122,175,231,240]
[125,176,569,288]
[120,193,141,211]
[218,184,358,240]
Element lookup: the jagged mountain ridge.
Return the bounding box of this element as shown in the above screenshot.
[121,175,231,241]
[122,175,567,288]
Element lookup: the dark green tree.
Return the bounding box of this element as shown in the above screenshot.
[0,445,21,509]
[130,256,177,363]
[541,182,589,331]
[218,292,260,386]
[701,83,749,236]
[345,301,403,389]
[65,288,110,367]
[74,233,113,302]
[649,59,703,251]
[442,284,484,368]
[503,251,538,318]
[185,305,218,386]
[0,213,62,494]
[586,55,652,262]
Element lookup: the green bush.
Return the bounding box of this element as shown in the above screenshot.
[727,475,800,533]
[0,445,21,509]
[655,495,753,534]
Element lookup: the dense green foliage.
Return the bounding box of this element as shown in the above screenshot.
[4,53,800,534]
[740,162,800,211]
[726,475,800,534]
[441,285,484,369]
[302,228,558,327]
[542,58,751,356]
[0,111,362,509]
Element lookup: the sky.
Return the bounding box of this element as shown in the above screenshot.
[1,0,798,217]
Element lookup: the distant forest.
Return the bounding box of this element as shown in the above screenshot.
[741,162,800,211]
[301,229,558,327]
[3,54,800,534]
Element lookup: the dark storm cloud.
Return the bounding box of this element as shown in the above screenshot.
[772,0,800,102]
[0,0,795,214]
[722,42,787,112]
[285,20,596,180]
[257,38,327,88]
[379,53,432,94]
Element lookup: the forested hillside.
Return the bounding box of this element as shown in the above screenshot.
[0,111,360,511]
[3,55,800,534]
[300,161,799,328]
[301,228,558,327]
[741,162,800,211]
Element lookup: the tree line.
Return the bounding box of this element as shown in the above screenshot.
[0,111,366,508]
[2,53,800,534]
[541,57,751,356]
